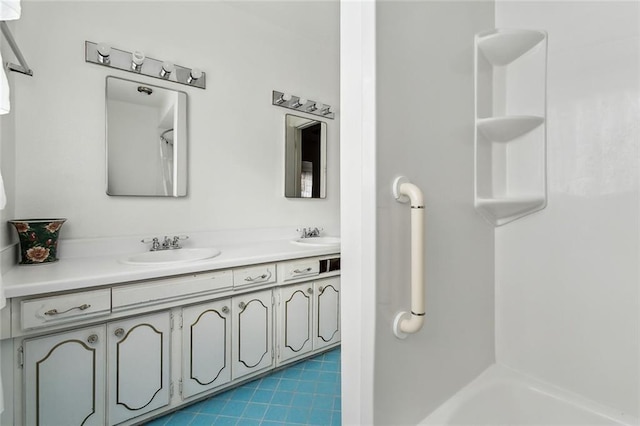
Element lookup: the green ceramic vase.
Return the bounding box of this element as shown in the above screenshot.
[8,219,67,265]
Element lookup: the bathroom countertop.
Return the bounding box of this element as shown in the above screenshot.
[2,239,340,299]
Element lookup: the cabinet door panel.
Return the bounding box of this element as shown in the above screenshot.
[232,289,273,379]
[24,326,105,426]
[278,283,313,364]
[314,277,341,350]
[182,299,231,398]
[107,311,170,425]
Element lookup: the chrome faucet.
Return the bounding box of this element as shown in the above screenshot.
[297,227,322,238]
[142,235,189,251]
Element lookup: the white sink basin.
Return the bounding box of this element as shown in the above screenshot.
[291,237,341,249]
[122,248,221,265]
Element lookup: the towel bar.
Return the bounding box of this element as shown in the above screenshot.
[0,21,32,76]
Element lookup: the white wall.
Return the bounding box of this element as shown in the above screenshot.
[9,1,339,240]
[495,1,640,418]
[341,1,496,424]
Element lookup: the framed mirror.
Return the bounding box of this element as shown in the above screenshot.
[106,76,187,197]
[284,114,327,198]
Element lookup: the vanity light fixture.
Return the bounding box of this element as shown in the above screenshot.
[85,41,206,89]
[97,43,111,64]
[131,51,145,72]
[271,90,335,119]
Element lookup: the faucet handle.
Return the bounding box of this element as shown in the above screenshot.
[141,237,161,251]
[171,235,189,249]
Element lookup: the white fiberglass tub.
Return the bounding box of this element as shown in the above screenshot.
[420,365,637,425]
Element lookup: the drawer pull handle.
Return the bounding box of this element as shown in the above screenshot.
[293,267,312,274]
[44,303,91,316]
[87,334,99,345]
[238,302,246,310]
[114,328,125,338]
[221,306,230,314]
[244,271,271,282]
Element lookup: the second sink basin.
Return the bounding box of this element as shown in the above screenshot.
[291,237,341,249]
[122,247,221,265]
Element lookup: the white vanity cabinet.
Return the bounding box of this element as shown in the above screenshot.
[106,311,171,425]
[276,276,340,366]
[181,298,232,398]
[5,254,340,426]
[232,289,274,379]
[23,325,106,426]
[277,283,314,364]
[23,311,171,426]
[314,277,341,350]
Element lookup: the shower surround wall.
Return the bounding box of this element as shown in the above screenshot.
[6,1,340,240]
[494,1,640,418]
[342,0,638,424]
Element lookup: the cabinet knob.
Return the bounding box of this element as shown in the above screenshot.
[307,287,314,294]
[238,302,246,310]
[221,306,230,314]
[114,328,125,338]
[319,286,324,292]
[87,334,99,345]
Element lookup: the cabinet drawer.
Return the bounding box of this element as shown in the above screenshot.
[21,289,111,330]
[233,264,276,288]
[282,259,320,281]
[112,270,232,311]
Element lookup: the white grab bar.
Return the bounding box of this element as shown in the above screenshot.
[392,176,426,339]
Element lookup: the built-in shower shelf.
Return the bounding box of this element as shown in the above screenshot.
[477,29,546,66]
[477,116,544,142]
[475,197,546,226]
[474,28,547,227]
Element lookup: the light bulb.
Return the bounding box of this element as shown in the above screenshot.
[131,51,145,71]
[97,43,111,64]
[160,61,175,78]
[275,93,292,104]
[188,68,203,84]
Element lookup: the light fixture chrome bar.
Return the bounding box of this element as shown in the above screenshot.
[0,22,33,76]
[272,90,335,119]
[85,41,205,89]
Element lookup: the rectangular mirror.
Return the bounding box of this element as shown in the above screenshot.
[284,114,327,198]
[106,76,187,197]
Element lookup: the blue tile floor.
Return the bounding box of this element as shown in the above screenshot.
[146,347,341,426]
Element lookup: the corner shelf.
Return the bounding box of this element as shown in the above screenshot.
[476,197,546,227]
[474,28,548,226]
[477,116,544,143]
[477,29,546,66]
